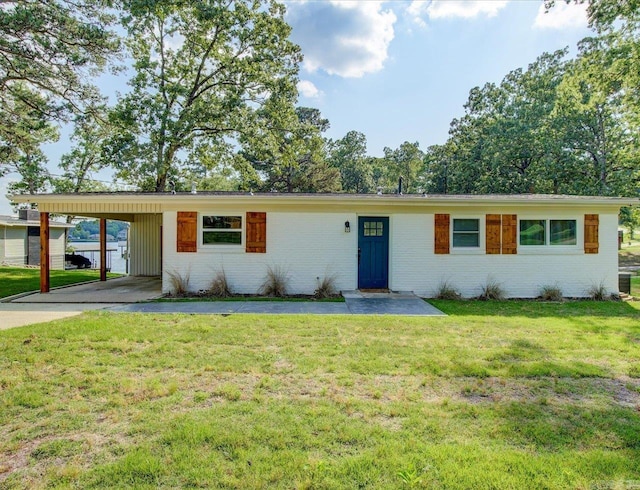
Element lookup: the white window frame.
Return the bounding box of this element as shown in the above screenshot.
[200,214,244,248]
[450,216,484,254]
[518,217,580,254]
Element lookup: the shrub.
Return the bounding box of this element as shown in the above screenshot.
[259,265,289,297]
[586,281,612,301]
[208,269,232,298]
[314,274,338,299]
[434,280,461,300]
[539,284,563,302]
[478,279,505,301]
[167,269,190,297]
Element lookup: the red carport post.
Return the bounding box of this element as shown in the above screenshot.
[40,212,50,293]
[100,218,107,282]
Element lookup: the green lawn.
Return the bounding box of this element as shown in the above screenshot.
[1,301,639,488]
[0,266,121,299]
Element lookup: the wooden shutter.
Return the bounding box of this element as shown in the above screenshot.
[434,214,450,254]
[584,214,599,254]
[501,214,517,254]
[177,212,197,253]
[486,214,501,254]
[246,212,266,253]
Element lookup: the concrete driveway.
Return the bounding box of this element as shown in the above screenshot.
[1,276,162,329]
[11,276,162,304]
[0,303,116,330]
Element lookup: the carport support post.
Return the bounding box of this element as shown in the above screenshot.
[100,218,107,282]
[39,212,50,293]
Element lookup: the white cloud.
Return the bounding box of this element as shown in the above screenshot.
[297,80,322,98]
[406,0,509,26]
[286,1,396,78]
[533,1,588,29]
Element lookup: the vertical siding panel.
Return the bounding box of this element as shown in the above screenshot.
[584,214,599,254]
[501,214,517,254]
[130,214,162,275]
[434,214,450,254]
[246,212,267,253]
[485,214,501,254]
[177,212,197,252]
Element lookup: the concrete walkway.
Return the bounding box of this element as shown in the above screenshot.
[0,288,445,330]
[109,291,445,316]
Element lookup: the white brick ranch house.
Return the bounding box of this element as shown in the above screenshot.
[13,192,637,298]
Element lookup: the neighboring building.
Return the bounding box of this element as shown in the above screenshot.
[11,192,639,298]
[0,210,72,269]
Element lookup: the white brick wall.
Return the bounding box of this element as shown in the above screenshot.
[391,212,618,298]
[162,207,620,298]
[163,211,357,295]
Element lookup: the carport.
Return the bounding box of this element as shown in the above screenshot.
[12,194,163,293]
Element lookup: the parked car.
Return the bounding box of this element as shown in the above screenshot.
[65,253,92,269]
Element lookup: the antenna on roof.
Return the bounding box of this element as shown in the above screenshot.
[169,181,176,195]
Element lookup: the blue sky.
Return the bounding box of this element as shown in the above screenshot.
[0,0,593,214]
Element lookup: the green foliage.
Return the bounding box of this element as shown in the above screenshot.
[327,131,374,193]
[108,0,302,192]
[68,220,128,240]
[425,37,640,196]
[53,106,115,195]
[0,0,119,149]
[242,106,341,192]
[382,141,425,194]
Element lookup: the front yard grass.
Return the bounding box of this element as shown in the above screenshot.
[1,300,639,488]
[0,266,121,299]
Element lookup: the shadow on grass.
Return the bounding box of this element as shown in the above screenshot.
[494,401,640,452]
[430,299,640,318]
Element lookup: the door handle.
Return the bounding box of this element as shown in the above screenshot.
[358,247,361,264]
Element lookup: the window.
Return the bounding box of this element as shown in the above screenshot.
[202,215,242,245]
[520,220,545,246]
[550,220,577,245]
[363,220,384,237]
[520,219,577,246]
[452,218,479,247]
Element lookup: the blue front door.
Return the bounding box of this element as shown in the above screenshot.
[358,217,389,289]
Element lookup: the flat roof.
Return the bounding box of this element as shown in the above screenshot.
[11,191,639,207]
[0,215,74,228]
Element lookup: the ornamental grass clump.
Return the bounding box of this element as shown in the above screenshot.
[586,281,612,301]
[259,265,289,297]
[434,280,461,300]
[167,269,190,297]
[538,284,564,302]
[208,269,232,298]
[314,274,338,299]
[478,279,505,301]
